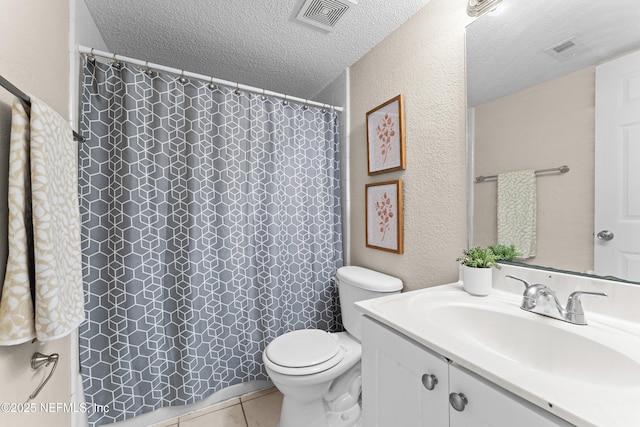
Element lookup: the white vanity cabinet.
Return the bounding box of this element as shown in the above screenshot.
[448,364,573,427]
[362,317,573,427]
[361,316,449,426]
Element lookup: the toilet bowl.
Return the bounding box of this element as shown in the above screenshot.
[263,266,402,427]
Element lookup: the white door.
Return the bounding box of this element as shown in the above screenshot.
[595,49,640,281]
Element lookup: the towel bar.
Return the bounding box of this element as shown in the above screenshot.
[475,165,569,182]
[0,74,84,142]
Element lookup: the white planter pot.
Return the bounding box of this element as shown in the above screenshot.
[462,265,492,296]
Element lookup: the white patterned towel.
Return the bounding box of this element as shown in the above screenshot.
[0,97,84,345]
[497,170,537,259]
[30,96,84,341]
[0,99,36,345]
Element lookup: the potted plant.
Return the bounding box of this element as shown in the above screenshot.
[488,244,522,262]
[456,246,496,296]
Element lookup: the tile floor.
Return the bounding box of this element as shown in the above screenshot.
[150,387,283,427]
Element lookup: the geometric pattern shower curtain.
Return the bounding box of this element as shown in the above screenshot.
[78,60,343,426]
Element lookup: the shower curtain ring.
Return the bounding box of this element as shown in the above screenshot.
[178,71,187,84]
[111,53,122,69]
[260,89,267,101]
[303,100,309,110]
[87,48,96,63]
[144,61,153,76]
[208,77,215,90]
[234,83,241,95]
[321,104,328,113]
[282,95,289,106]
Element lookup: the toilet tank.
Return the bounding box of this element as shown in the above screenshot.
[336,266,403,341]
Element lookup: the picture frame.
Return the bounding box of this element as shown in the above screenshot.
[365,180,403,254]
[366,94,406,175]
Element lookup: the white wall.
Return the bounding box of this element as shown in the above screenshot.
[349,0,473,291]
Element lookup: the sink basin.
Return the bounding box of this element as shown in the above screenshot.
[419,301,640,387]
[357,282,640,427]
[362,287,640,389]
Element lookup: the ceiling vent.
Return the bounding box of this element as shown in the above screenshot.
[295,0,357,32]
[544,37,580,60]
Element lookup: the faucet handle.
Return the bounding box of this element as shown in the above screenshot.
[565,291,608,325]
[506,275,532,289]
[506,275,549,310]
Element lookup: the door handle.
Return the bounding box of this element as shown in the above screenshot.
[596,230,614,241]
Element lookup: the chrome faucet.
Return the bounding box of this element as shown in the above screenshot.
[506,275,607,325]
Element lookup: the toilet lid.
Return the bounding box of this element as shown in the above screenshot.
[266,329,342,369]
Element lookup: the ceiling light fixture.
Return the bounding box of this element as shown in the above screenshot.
[467,0,505,17]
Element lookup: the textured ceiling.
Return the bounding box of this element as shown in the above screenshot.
[467,0,640,106]
[84,0,431,100]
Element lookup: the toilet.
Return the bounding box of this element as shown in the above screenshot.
[262,266,403,427]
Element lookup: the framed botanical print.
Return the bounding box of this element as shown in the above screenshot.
[366,94,406,175]
[365,180,403,254]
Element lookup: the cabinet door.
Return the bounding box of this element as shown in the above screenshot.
[362,317,449,427]
[448,364,573,427]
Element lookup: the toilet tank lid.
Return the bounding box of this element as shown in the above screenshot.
[336,266,403,292]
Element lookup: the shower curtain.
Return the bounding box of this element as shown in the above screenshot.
[78,60,342,426]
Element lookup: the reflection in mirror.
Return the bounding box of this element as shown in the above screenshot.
[466,0,640,282]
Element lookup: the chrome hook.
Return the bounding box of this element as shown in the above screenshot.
[87,48,96,63]
[208,77,215,90]
[178,71,187,84]
[144,61,153,76]
[234,83,241,95]
[111,53,122,69]
[282,95,289,106]
[303,100,309,110]
[260,89,267,101]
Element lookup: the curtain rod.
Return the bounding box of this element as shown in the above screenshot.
[475,165,570,182]
[0,74,84,142]
[78,46,344,113]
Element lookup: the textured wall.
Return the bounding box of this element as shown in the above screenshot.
[0,0,72,425]
[473,66,595,273]
[349,0,473,291]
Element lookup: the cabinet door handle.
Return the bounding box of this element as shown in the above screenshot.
[421,373,438,391]
[449,392,468,411]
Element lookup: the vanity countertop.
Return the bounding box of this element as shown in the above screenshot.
[356,281,640,427]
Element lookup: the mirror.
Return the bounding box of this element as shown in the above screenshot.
[466,0,640,282]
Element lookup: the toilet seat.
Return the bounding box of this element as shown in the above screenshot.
[265,329,345,376]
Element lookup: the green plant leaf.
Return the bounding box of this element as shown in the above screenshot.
[488,244,522,261]
[456,246,497,268]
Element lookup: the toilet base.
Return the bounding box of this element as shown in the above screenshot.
[324,363,361,426]
[325,402,361,427]
[276,364,361,427]
[278,394,328,427]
